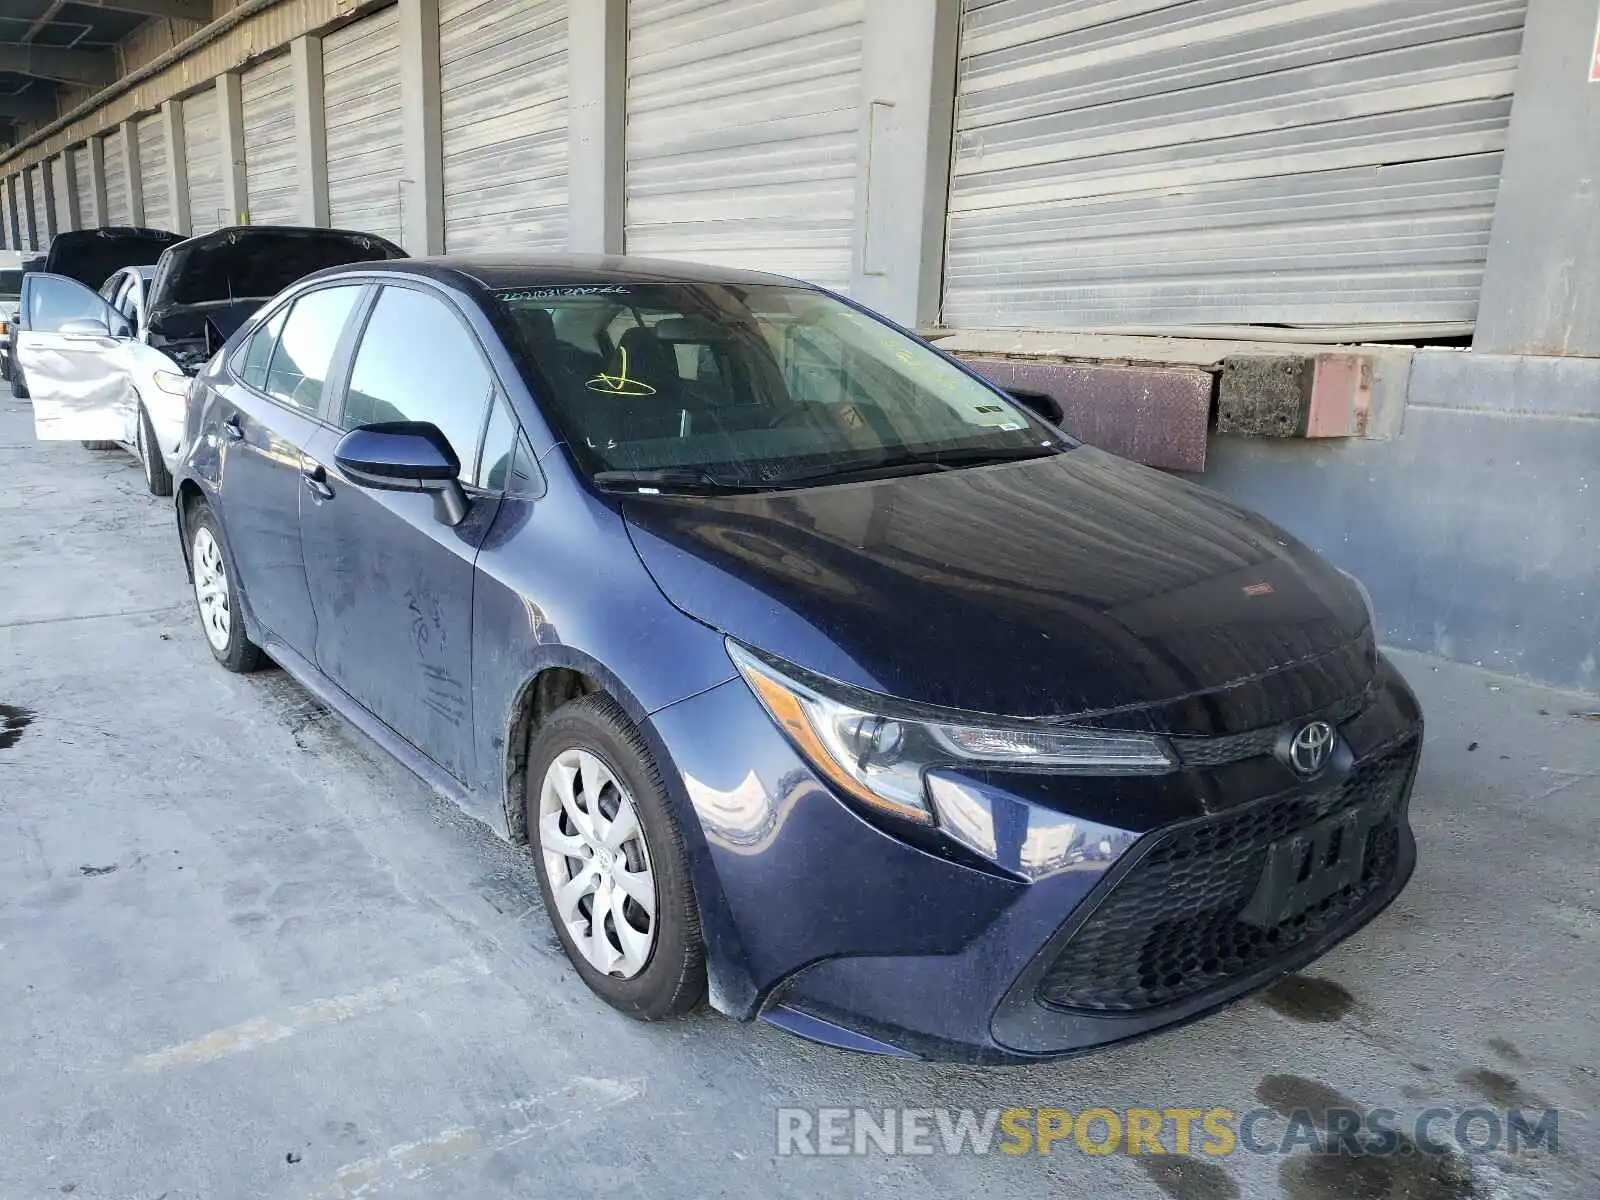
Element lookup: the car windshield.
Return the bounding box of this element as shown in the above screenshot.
[491,283,1066,487]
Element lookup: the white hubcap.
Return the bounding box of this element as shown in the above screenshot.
[538,748,657,979]
[192,526,231,652]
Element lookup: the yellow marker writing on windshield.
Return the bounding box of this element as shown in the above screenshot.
[587,346,658,397]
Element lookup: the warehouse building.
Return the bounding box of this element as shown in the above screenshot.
[1,0,1595,692]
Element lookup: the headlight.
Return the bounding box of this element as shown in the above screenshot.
[727,642,1174,824]
[152,370,191,398]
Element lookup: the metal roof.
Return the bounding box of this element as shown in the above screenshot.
[0,2,207,148]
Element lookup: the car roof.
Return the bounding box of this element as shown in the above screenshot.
[318,253,813,292]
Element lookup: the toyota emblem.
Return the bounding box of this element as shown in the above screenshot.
[1287,720,1337,776]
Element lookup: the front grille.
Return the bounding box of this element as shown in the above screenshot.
[1168,689,1372,769]
[1035,735,1418,1014]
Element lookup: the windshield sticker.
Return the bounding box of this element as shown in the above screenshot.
[497,285,633,301]
[586,346,658,397]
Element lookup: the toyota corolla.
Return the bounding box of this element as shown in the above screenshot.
[172,256,1422,1062]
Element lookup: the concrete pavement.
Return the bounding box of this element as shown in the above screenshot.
[1,391,1596,1199]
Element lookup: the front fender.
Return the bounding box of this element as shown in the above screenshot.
[126,341,187,461]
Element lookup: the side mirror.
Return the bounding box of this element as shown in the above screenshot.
[59,317,111,338]
[1007,388,1064,427]
[335,421,469,526]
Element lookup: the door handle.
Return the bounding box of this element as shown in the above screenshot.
[301,463,335,501]
[221,415,244,441]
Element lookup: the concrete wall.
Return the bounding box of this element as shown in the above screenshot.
[1198,350,1599,693]
[1474,0,1600,357]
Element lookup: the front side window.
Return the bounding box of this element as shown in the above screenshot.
[263,286,362,414]
[25,273,123,334]
[490,283,1064,488]
[341,286,493,481]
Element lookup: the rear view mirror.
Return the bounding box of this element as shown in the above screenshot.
[334,421,468,526]
[1007,388,1064,427]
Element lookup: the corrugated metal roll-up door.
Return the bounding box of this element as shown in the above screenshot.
[241,55,299,226]
[72,145,95,227]
[183,89,226,234]
[52,156,74,233]
[625,0,864,291]
[324,7,405,244]
[944,0,1529,332]
[103,132,132,226]
[440,0,568,252]
[137,114,172,232]
[30,167,51,245]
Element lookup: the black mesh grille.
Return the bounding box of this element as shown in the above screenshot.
[1035,735,1418,1014]
[1168,690,1372,769]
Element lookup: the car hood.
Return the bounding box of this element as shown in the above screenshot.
[146,226,406,331]
[43,227,183,288]
[620,447,1376,735]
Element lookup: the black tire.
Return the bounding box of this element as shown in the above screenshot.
[186,501,264,674]
[136,404,173,496]
[81,440,120,450]
[11,370,26,400]
[525,694,705,1020]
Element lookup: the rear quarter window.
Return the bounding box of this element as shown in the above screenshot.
[238,307,288,391]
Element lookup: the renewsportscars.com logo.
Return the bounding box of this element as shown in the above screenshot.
[776,1106,1560,1158]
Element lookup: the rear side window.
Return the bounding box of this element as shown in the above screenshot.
[238,306,288,390]
[263,286,362,415]
[341,286,493,481]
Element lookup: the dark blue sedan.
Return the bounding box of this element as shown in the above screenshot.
[173,256,1422,1062]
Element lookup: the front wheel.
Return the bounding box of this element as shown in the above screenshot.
[526,694,705,1019]
[187,503,264,673]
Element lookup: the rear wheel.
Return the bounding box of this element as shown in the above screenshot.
[135,404,173,496]
[526,694,705,1019]
[187,502,263,673]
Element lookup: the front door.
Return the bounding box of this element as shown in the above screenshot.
[298,283,501,781]
[213,283,365,657]
[18,273,135,443]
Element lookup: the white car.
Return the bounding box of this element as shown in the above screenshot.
[19,226,406,494]
[0,254,23,384]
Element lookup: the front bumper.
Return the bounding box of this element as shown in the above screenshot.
[650,655,1423,1063]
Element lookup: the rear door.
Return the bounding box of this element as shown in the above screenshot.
[210,283,366,657]
[298,282,503,781]
[18,273,136,443]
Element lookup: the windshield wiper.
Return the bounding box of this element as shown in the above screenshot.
[592,468,774,495]
[766,443,1062,487]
